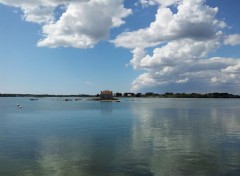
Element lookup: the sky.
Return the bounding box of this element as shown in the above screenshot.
[0,0,240,95]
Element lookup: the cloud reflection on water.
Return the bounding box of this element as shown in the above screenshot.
[129,99,240,176]
[2,98,239,176]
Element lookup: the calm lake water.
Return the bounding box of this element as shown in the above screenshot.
[0,97,240,176]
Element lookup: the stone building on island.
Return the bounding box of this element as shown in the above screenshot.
[100,90,113,99]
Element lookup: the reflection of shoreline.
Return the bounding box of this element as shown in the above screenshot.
[90,98,119,102]
[100,101,113,114]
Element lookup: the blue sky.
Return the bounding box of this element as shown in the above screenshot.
[0,0,240,95]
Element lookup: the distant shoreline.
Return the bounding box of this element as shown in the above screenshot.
[0,94,92,98]
[0,92,240,98]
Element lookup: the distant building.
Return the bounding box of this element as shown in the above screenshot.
[100,90,113,99]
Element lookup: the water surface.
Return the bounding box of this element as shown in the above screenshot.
[0,98,240,175]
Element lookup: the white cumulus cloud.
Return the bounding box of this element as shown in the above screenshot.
[0,0,132,48]
[38,1,132,48]
[224,34,240,46]
[129,37,240,91]
[114,0,240,93]
[222,64,240,73]
[176,78,189,84]
[139,0,180,7]
[113,0,222,49]
[131,73,158,92]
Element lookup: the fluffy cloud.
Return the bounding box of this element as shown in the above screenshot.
[130,38,220,69]
[38,1,132,48]
[131,55,240,92]
[224,34,240,46]
[130,38,240,91]
[113,0,222,49]
[139,0,179,7]
[113,0,240,93]
[0,0,77,23]
[131,73,158,92]
[176,78,189,84]
[222,64,240,73]
[0,0,131,48]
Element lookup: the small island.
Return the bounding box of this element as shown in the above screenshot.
[91,90,119,101]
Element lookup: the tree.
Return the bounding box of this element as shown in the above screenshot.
[115,92,122,97]
[136,93,142,97]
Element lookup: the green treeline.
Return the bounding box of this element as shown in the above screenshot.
[114,92,240,98]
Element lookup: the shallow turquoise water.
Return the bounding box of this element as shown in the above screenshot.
[0,97,240,176]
